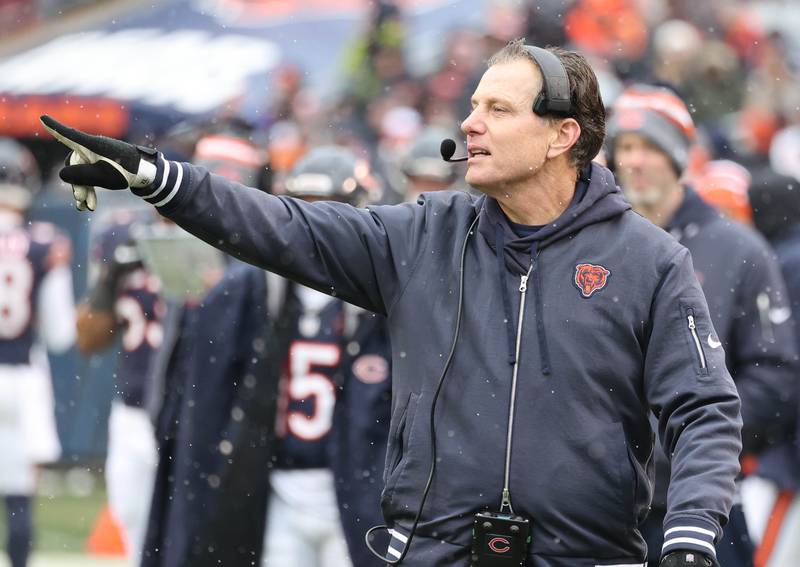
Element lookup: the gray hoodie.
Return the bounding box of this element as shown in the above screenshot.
[133,158,742,567]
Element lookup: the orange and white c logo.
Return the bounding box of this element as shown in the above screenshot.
[488,537,511,554]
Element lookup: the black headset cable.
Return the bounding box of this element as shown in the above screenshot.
[365,214,480,564]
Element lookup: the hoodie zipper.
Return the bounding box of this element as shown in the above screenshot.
[500,262,533,513]
[686,308,707,371]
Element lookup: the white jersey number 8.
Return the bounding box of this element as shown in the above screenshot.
[0,257,34,339]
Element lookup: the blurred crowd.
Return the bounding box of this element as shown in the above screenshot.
[260,0,794,185]
[12,0,800,206]
[0,0,114,35]
[105,0,798,211]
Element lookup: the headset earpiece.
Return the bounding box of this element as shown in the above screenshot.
[524,45,571,117]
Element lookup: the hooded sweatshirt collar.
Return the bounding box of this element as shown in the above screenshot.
[473,163,631,376]
[665,185,720,242]
[477,162,631,274]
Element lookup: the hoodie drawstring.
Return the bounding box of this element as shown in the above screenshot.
[495,225,552,375]
[496,224,517,365]
[529,242,551,376]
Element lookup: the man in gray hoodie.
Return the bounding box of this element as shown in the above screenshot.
[41,40,740,567]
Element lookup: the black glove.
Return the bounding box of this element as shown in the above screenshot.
[660,551,719,567]
[40,115,159,211]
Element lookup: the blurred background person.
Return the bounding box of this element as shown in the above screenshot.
[140,123,271,567]
[265,120,307,195]
[340,1,414,122]
[260,146,375,567]
[744,170,800,567]
[607,84,799,567]
[0,138,76,567]
[75,205,164,566]
[400,126,463,202]
[693,159,754,225]
[371,105,423,203]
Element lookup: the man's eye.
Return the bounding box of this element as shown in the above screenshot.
[492,106,506,113]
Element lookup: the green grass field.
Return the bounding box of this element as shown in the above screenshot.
[0,468,127,567]
[0,555,126,567]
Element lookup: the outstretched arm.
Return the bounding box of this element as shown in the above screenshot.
[42,115,430,314]
[141,156,428,313]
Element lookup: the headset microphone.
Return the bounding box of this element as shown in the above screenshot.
[440,139,468,162]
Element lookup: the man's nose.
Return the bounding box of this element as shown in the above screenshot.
[617,148,643,171]
[461,108,485,136]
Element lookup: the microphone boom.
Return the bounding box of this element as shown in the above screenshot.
[440,138,468,162]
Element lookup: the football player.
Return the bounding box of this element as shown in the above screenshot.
[261,146,376,567]
[0,138,76,567]
[400,126,462,202]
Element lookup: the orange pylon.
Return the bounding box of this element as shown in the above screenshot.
[86,504,127,557]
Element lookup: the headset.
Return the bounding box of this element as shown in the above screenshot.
[524,45,572,117]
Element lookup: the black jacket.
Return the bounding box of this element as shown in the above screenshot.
[132,157,743,566]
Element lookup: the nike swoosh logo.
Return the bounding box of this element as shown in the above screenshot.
[769,307,792,325]
[707,334,722,349]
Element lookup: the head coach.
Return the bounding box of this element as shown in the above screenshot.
[42,39,741,567]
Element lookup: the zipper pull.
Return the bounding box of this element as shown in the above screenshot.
[500,488,512,513]
[687,309,696,329]
[519,275,529,293]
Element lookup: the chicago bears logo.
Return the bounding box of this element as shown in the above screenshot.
[352,354,389,384]
[488,537,511,554]
[574,263,611,298]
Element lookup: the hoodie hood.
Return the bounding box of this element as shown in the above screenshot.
[478,162,631,274]
[665,186,719,238]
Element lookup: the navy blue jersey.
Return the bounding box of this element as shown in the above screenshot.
[92,218,164,407]
[114,268,164,406]
[0,222,70,364]
[273,286,345,469]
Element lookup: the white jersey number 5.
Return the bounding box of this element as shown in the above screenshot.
[286,341,340,440]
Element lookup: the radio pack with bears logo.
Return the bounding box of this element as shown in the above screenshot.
[470,511,530,566]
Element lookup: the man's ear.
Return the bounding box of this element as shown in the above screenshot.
[547,118,581,160]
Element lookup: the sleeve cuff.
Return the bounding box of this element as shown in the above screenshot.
[661,516,719,559]
[131,154,186,208]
